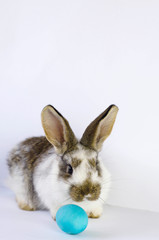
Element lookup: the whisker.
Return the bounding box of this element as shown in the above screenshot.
[111,178,133,182]
[63,179,76,188]
[103,187,130,194]
[99,196,105,203]
[102,185,124,191]
[63,179,72,186]
[62,197,72,204]
[101,178,132,187]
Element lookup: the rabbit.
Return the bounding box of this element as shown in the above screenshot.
[7,104,118,220]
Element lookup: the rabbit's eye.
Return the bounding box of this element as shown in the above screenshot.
[66,164,73,175]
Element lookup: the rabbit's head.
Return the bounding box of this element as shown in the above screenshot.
[41,104,118,203]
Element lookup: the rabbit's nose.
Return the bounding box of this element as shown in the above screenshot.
[81,180,101,201]
[69,180,101,202]
[82,183,90,195]
[85,193,92,199]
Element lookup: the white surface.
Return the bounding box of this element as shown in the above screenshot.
[1,185,159,240]
[0,0,159,213]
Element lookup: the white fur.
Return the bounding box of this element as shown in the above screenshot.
[8,142,111,219]
[7,104,117,219]
[33,144,111,219]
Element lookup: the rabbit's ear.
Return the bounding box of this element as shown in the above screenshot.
[41,105,77,154]
[80,105,119,152]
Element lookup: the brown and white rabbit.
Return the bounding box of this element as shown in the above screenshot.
[7,104,118,219]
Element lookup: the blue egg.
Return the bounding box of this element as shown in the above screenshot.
[56,204,88,235]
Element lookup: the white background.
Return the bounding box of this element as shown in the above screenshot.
[0,0,159,214]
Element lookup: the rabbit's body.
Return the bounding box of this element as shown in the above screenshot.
[7,105,118,219]
[7,137,52,211]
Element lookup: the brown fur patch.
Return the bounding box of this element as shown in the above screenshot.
[96,160,102,177]
[22,137,52,170]
[65,144,79,153]
[70,185,84,202]
[71,158,82,168]
[88,212,100,218]
[88,158,96,168]
[70,179,101,202]
[8,136,53,172]
[88,158,102,177]
[16,199,35,211]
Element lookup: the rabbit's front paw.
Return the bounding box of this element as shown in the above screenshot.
[51,211,56,221]
[87,206,103,218]
[52,215,56,221]
[88,212,101,218]
[16,197,35,211]
[50,206,60,221]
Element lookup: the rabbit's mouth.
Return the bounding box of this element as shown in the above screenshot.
[69,179,101,202]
